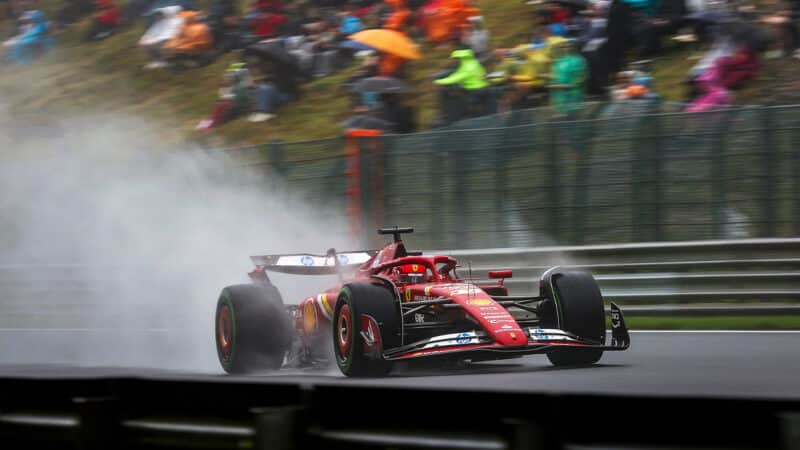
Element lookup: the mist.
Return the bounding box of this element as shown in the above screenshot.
[0,113,354,372]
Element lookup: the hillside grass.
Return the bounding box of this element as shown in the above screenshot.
[0,0,796,148]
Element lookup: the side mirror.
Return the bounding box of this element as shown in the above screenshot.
[488,270,512,279]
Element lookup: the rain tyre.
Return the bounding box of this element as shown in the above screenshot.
[215,284,293,374]
[333,282,401,377]
[540,269,605,366]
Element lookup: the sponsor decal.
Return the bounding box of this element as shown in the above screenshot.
[611,310,621,329]
[424,286,433,296]
[478,306,502,311]
[488,318,516,324]
[413,295,435,302]
[466,298,493,306]
[501,324,512,330]
[300,255,314,266]
[337,254,349,264]
[510,332,517,340]
[412,264,419,272]
[404,289,412,302]
[414,313,426,323]
[455,332,473,345]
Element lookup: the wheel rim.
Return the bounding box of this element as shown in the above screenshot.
[217,304,233,360]
[337,304,352,360]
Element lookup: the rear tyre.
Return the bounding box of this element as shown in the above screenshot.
[539,269,605,366]
[333,282,401,377]
[215,284,293,374]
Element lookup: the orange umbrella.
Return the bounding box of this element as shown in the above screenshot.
[349,29,421,60]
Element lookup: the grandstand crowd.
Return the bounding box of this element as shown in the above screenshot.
[0,0,792,133]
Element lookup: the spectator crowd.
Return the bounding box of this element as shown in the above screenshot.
[1,0,796,133]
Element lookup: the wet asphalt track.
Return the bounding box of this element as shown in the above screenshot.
[1,331,799,400]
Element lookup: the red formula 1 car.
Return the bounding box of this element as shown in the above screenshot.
[214,227,630,376]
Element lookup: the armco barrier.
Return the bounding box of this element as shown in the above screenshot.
[2,239,800,323]
[443,238,800,303]
[0,376,798,450]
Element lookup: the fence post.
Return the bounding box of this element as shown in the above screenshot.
[547,121,561,242]
[631,114,649,242]
[651,113,664,241]
[711,110,731,239]
[572,119,593,244]
[495,131,509,247]
[762,107,777,237]
[430,138,443,247]
[267,140,287,200]
[453,133,468,246]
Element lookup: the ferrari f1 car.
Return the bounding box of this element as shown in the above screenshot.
[215,227,630,376]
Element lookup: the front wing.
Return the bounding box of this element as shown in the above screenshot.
[383,302,630,361]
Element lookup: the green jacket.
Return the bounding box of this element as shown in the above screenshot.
[434,49,489,90]
[550,53,587,113]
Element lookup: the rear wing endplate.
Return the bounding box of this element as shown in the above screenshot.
[251,250,377,275]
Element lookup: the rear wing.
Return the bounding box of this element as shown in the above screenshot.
[250,250,377,275]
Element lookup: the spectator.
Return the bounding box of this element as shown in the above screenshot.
[384,0,411,32]
[548,39,587,115]
[85,0,121,41]
[249,58,301,122]
[345,49,380,106]
[636,0,688,57]
[162,10,213,68]
[461,15,490,63]
[378,52,407,77]
[139,5,184,69]
[197,62,252,130]
[55,0,94,28]
[686,58,732,112]
[338,4,364,35]
[434,48,490,124]
[207,0,239,51]
[377,92,417,133]
[3,10,52,64]
[250,4,287,39]
[423,0,480,43]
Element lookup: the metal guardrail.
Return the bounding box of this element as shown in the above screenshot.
[444,238,800,311]
[1,239,800,321]
[0,377,797,450]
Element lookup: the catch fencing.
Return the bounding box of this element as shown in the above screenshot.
[216,103,800,250]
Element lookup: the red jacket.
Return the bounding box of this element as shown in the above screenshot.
[95,0,120,25]
[253,13,287,37]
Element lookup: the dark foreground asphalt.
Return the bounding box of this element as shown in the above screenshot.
[1,331,799,400]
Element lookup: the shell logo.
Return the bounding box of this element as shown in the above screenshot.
[466,298,493,306]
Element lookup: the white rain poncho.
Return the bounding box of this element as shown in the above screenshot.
[138,6,184,47]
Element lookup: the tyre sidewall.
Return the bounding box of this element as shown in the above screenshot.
[215,284,292,374]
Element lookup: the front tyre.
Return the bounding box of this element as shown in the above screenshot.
[333,282,401,377]
[539,269,606,366]
[215,284,293,374]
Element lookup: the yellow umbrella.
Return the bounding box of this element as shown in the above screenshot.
[349,29,422,60]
